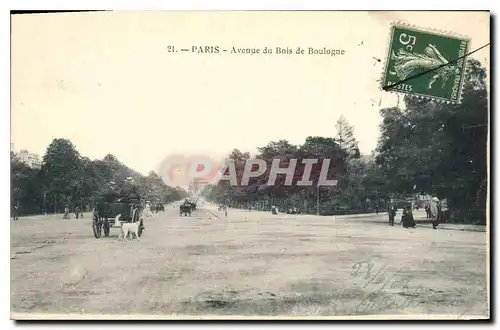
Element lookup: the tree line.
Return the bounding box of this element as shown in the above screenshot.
[11,139,189,216]
[202,59,488,224]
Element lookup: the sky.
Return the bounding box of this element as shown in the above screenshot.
[11,11,490,175]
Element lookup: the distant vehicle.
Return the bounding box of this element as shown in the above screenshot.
[92,199,143,239]
[179,199,197,216]
[286,208,301,215]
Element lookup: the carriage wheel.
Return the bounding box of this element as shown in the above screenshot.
[103,220,110,237]
[92,212,102,239]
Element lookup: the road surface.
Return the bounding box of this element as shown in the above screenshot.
[10,203,488,319]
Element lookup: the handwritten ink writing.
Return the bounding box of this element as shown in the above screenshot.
[349,258,435,314]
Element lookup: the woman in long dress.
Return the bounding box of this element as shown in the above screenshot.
[401,206,416,228]
[142,201,153,218]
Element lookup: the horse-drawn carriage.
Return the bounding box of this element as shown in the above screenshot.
[152,203,165,213]
[92,197,145,239]
[179,199,197,216]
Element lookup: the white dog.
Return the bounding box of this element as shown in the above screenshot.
[115,214,140,241]
[120,222,140,241]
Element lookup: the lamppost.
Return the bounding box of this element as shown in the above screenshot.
[413,184,417,210]
[316,185,320,216]
[43,192,47,215]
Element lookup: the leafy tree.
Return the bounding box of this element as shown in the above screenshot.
[11,156,43,214]
[10,139,187,216]
[375,59,488,223]
[202,59,488,221]
[203,137,350,213]
[335,115,361,159]
[39,138,83,211]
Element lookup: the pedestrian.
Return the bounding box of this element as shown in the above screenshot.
[13,204,19,220]
[402,206,416,228]
[388,204,395,226]
[63,206,70,219]
[75,206,80,219]
[432,200,442,229]
[144,201,152,217]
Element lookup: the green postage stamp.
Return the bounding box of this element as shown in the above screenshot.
[382,24,470,103]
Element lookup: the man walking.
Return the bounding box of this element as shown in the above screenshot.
[63,206,70,219]
[388,203,396,226]
[13,204,19,220]
[432,200,442,230]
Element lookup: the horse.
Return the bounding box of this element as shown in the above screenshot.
[157,203,165,212]
[180,203,192,216]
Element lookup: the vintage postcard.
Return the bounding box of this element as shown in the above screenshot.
[10,11,490,320]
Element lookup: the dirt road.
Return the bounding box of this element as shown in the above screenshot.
[10,204,488,319]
